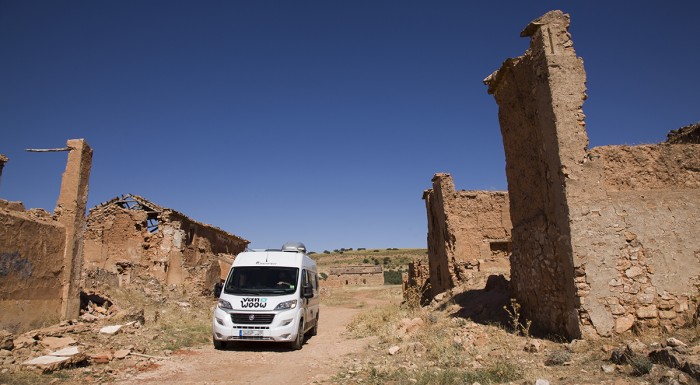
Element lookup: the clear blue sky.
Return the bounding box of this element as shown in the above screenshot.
[1,1,698,252]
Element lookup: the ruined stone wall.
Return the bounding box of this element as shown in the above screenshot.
[83,201,248,293]
[0,202,66,333]
[486,10,700,339]
[570,144,700,337]
[0,138,92,332]
[403,258,431,304]
[423,173,511,297]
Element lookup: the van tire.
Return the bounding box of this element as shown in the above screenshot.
[290,319,305,350]
[213,337,227,350]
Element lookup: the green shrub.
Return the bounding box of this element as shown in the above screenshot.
[383,270,403,285]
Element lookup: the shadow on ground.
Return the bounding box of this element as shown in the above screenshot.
[438,275,512,328]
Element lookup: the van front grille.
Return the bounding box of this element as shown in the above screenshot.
[231,313,275,325]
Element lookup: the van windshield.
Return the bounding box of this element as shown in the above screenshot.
[223,266,299,296]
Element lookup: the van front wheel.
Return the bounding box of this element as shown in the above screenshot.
[213,337,228,350]
[290,320,305,350]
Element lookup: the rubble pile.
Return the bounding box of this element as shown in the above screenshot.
[0,269,216,382]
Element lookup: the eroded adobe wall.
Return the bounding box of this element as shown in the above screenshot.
[325,273,384,287]
[84,205,248,293]
[423,173,511,298]
[0,202,66,333]
[485,10,587,339]
[486,10,700,339]
[570,144,700,337]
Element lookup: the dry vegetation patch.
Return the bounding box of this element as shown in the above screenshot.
[335,285,700,385]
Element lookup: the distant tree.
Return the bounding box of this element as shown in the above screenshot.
[333,249,339,253]
[347,248,353,251]
[358,248,366,251]
[373,259,380,265]
[373,250,379,252]
[319,272,328,280]
[383,257,391,265]
[323,250,330,254]
[363,258,369,263]
[308,251,316,255]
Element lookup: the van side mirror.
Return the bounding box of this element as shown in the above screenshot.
[214,282,223,298]
[302,285,313,298]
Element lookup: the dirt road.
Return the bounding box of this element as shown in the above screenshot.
[115,287,392,385]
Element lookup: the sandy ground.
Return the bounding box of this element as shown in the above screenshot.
[115,294,383,385]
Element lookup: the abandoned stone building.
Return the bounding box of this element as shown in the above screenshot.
[83,194,249,293]
[0,139,92,333]
[484,10,700,339]
[324,265,384,288]
[421,173,512,297]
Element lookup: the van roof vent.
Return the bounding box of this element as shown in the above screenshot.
[281,242,306,253]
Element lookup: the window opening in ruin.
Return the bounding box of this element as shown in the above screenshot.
[146,216,159,233]
[363,279,366,284]
[345,280,348,285]
[489,241,512,258]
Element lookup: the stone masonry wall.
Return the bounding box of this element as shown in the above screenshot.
[570,145,700,337]
[423,173,511,298]
[486,10,700,339]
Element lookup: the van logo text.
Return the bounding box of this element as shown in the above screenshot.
[241,297,267,308]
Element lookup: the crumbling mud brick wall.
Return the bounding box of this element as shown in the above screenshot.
[403,258,431,305]
[324,265,384,288]
[666,122,700,144]
[0,139,92,333]
[0,154,8,184]
[485,10,700,339]
[422,173,511,298]
[83,194,249,294]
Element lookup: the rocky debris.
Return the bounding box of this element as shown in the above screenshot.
[0,330,13,350]
[99,324,123,335]
[649,341,700,381]
[666,122,700,144]
[114,349,131,359]
[40,336,76,350]
[524,339,543,353]
[21,346,87,373]
[388,346,400,355]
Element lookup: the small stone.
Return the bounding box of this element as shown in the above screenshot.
[22,355,71,366]
[0,330,14,351]
[99,325,123,335]
[525,340,542,353]
[80,313,99,323]
[114,349,131,359]
[13,335,36,349]
[49,346,80,357]
[601,364,616,374]
[89,352,112,364]
[636,305,658,319]
[40,336,76,350]
[388,346,400,355]
[625,266,644,278]
[667,337,687,347]
[177,302,191,308]
[615,314,635,333]
[535,379,550,385]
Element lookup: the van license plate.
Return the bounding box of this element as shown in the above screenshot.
[240,330,263,337]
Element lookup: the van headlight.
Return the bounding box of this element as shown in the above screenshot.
[274,300,297,310]
[217,299,233,310]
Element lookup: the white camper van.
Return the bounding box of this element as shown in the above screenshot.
[212,242,320,350]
